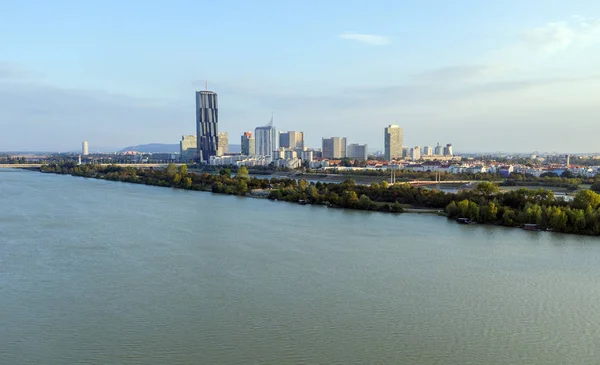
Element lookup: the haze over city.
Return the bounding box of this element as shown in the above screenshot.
[1,0,600,152]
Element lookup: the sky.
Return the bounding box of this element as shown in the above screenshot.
[1,0,600,153]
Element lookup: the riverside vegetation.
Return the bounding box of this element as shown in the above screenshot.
[40,162,600,236]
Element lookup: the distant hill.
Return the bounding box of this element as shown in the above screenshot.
[119,143,242,154]
[120,143,179,153]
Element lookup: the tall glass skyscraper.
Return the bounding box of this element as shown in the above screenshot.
[196,91,219,162]
[255,118,277,159]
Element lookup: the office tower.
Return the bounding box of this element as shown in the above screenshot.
[279,131,304,150]
[443,143,453,156]
[217,132,228,156]
[434,143,443,155]
[301,150,313,162]
[384,125,403,161]
[241,132,255,156]
[322,137,347,159]
[180,135,198,162]
[196,90,218,162]
[423,146,433,156]
[255,118,277,158]
[410,146,421,160]
[346,143,368,160]
[82,141,89,156]
[402,146,409,158]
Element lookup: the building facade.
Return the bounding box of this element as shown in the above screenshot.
[346,143,368,160]
[196,91,219,162]
[279,131,304,150]
[180,135,198,162]
[241,131,255,156]
[322,137,347,159]
[255,121,277,159]
[443,143,453,156]
[423,146,433,156]
[402,146,409,158]
[384,125,403,161]
[410,146,421,160]
[434,143,443,155]
[82,141,89,156]
[217,132,228,156]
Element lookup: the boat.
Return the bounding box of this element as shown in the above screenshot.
[523,224,541,231]
[456,217,475,225]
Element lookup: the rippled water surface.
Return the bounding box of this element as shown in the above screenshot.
[2,169,600,364]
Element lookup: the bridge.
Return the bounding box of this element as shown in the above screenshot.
[0,163,181,169]
[407,180,475,187]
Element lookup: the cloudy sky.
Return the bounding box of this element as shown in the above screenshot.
[1,0,600,153]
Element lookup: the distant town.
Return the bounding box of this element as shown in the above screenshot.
[3,89,600,179]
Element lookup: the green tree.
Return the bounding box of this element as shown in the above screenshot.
[445,201,459,217]
[473,181,499,195]
[237,166,249,178]
[573,189,600,209]
[342,190,359,207]
[358,194,375,210]
[166,163,177,176]
[220,168,232,177]
[173,173,182,185]
[178,164,188,175]
[183,176,192,189]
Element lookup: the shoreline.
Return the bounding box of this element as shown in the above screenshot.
[35,163,600,237]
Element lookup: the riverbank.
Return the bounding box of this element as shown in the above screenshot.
[37,163,600,236]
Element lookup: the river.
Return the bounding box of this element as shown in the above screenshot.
[1,169,599,364]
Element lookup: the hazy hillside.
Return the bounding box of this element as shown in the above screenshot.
[119,144,241,153]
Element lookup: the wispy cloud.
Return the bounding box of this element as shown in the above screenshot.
[522,16,600,53]
[338,32,391,46]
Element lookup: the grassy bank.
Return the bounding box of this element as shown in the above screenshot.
[39,163,600,236]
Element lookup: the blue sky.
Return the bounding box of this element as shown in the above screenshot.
[1,0,600,152]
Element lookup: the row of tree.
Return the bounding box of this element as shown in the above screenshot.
[40,163,600,235]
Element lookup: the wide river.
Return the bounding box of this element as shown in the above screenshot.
[2,169,600,364]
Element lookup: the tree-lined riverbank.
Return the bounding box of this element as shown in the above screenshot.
[39,163,600,235]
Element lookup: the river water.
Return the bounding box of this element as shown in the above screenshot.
[1,169,600,364]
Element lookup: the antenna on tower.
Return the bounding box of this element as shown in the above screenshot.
[205,80,208,91]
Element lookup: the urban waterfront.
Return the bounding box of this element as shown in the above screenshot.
[2,169,600,364]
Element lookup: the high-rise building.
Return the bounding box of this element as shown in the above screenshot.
[443,143,453,156]
[279,131,304,150]
[255,118,277,158]
[384,125,403,161]
[82,141,89,156]
[196,90,218,162]
[410,146,421,160]
[423,146,433,156]
[434,143,443,155]
[346,143,368,160]
[217,132,228,156]
[180,135,198,161]
[402,146,409,158]
[322,137,347,159]
[241,132,255,156]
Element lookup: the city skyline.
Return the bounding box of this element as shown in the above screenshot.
[1,1,600,152]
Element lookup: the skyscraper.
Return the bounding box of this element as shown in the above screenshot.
[196,91,218,162]
[279,131,304,150]
[423,146,433,156]
[241,132,255,155]
[434,143,443,155]
[82,141,89,156]
[384,125,403,161]
[217,132,228,156]
[255,118,277,159]
[322,137,347,159]
[443,143,453,156]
